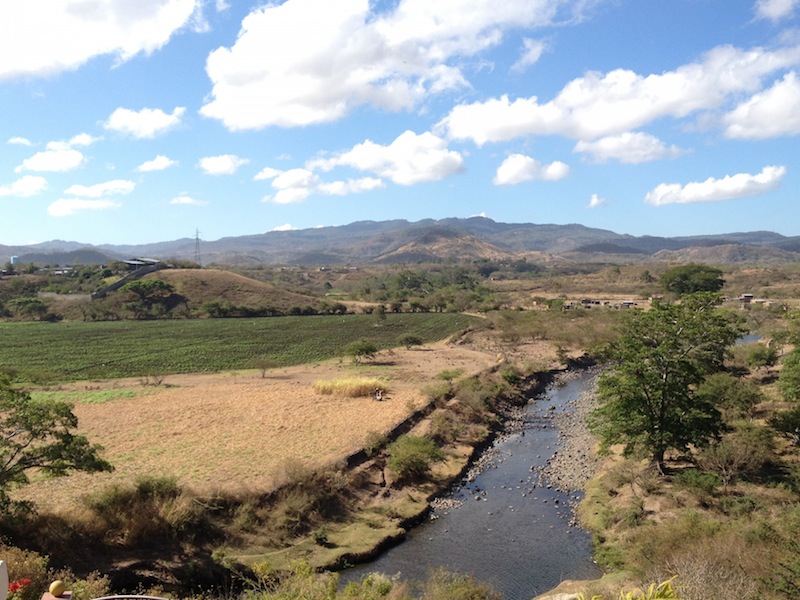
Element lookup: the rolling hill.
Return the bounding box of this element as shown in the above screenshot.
[2,217,799,266]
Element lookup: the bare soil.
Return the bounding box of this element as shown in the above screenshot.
[19,337,560,512]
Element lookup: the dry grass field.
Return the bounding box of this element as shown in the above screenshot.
[17,337,557,513]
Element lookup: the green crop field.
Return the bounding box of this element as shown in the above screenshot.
[0,313,477,381]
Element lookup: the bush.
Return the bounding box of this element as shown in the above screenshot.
[694,372,764,421]
[345,339,379,364]
[769,404,800,445]
[672,469,720,497]
[697,425,775,488]
[778,349,800,402]
[746,343,779,370]
[386,435,445,482]
[420,568,501,600]
[398,334,424,349]
[363,430,387,457]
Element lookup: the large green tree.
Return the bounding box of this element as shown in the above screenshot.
[120,279,185,319]
[660,263,724,295]
[590,293,743,473]
[0,377,113,512]
[778,349,800,402]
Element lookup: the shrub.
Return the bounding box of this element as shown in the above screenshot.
[769,404,800,445]
[345,339,379,364]
[435,369,464,382]
[252,357,279,378]
[697,425,775,488]
[746,343,779,370]
[386,435,445,482]
[778,349,800,402]
[270,461,350,536]
[363,430,387,457]
[80,475,210,544]
[429,410,464,444]
[694,372,764,421]
[422,381,452,403]
[672,469,720,497]
[420,568,500,600]
[398,334,424,349]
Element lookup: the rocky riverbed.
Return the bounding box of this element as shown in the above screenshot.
[536,368,602,493]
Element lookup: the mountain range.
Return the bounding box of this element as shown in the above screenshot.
[3,217,800,266]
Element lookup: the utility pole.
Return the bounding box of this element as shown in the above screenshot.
[194,228,201,267]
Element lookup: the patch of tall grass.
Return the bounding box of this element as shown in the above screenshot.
[313,377,388,398]
[31,387,151,404]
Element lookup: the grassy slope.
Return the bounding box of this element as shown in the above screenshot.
[150,268,322,312]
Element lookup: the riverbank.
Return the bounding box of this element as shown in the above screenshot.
[339,367,604,599]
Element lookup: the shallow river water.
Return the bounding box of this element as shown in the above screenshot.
[340,371,603,599]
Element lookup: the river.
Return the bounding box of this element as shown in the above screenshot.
[340,370,603,599]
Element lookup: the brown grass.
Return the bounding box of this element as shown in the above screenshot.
[15,338,550,513]
[150,268,322,312]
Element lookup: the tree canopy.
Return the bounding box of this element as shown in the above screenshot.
[0,377,113,512]
[778,349,800,402]
[590,293,743,472]
[660,263,724,295]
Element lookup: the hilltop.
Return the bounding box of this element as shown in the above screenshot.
[150,268,322,314]
[3,217,799,266]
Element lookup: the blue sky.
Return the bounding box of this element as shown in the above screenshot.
[1,0,799,246]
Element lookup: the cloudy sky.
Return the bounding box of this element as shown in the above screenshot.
[1,0,799,246]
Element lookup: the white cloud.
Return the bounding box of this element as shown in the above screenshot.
[200,0,583,130]
[512,38,547,72]
[309,130,463,185]
[755,0,800,21]
[574,132,684,163]
[64,180,135,198]
[262,168,384,204]
[254,167,284,181]
[136,155,178,172]
[7,137,32,146]
[105,107,185,139]
[47,198,121,217]
[493,154,570,185]
[272,223,297,231]
[644,165,787,206]
[170,194,207,206]
[438,43,800,145]
[587,193,607,209]
[318,178,385,196]
[724,71,800,138]
[269,168,320,204]
[0,175,47,197]
[215,0,230,11]
[15,148,85,173]
[198,154,249,175]
[0,0,202,80]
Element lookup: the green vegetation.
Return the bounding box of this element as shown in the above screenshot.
[0,313,476,382]
[355,266,500,312]
[590,293,742,472]
[0,377,113,514]
[659,263,725,295]
[344,338,379,364]
[386,435,446,482]
[30,387,152,405]
[778,348,800,401]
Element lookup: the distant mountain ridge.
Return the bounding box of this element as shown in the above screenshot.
[2,217,799,266]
